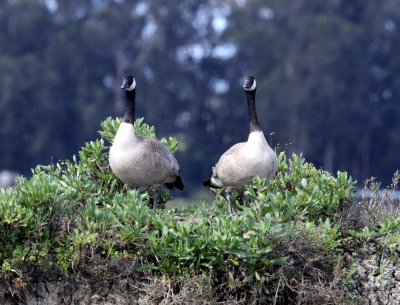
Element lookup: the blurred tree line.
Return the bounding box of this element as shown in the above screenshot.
[0,0,399,196]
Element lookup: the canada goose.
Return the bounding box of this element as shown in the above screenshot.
[203,75,278,213]
[109,75,184,212]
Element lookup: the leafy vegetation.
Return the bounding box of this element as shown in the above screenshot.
[2,118,400,304]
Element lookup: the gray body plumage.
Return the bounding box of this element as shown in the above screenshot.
[211,130,278,191]
[109,122,180,188]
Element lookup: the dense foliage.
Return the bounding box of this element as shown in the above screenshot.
[2,118,383,303]
[1,0,400,192]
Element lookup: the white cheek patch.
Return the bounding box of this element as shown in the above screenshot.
[126,78,136,91]
[244,79,256,91]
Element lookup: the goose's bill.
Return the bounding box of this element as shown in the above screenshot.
[121,78,129,89]
[243,80,252,89]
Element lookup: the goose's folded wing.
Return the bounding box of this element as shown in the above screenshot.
[137,136,180,175]
[214,142,245,178]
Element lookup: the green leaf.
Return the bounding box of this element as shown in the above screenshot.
[269,256,289,265]
[243,273,254,283]
[228,272,236,288]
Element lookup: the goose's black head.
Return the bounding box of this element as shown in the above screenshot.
[243,75,256,91]
[121,75,136,91]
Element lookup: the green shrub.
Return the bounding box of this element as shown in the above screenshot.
[0,117,177,274]
[0,117,365,303]
[237,152,356,223]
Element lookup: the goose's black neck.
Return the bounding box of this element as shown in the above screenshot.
[246,89,261,132]
[123,89,135,124]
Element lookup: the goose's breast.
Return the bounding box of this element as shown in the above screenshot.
[246,146,278,179]
[228,142,277,184]
[109,146,142,183]
[109,142,175,187]
[245,132,277,177]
